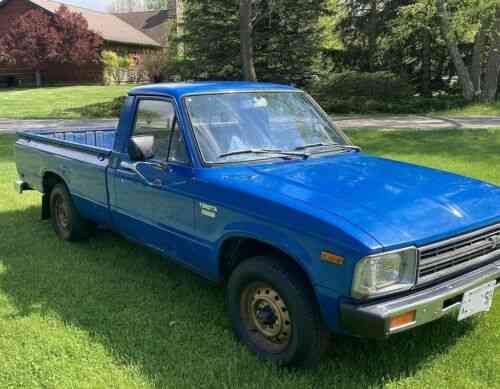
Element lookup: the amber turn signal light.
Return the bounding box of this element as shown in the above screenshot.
[320,251,344,265]
[389,310,416,330]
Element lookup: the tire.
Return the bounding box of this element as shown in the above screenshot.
[227,256,329,368]
[49,183,93,241]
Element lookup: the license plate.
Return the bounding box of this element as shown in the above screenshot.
[458,281,496,321]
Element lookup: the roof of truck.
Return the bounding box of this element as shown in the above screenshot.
[128,82,300,98]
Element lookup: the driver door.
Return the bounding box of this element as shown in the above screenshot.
[108,97,194,258]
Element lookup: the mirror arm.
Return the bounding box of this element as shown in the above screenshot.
[120,161,163,187]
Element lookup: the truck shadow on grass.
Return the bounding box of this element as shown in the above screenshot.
[0,205,478,388]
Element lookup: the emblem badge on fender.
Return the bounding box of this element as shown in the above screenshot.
[200,202,218,218]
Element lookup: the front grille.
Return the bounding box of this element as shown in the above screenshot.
[417,223,500,284]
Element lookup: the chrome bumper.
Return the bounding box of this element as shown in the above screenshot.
[341,258,500,339]
[14,180,30,194]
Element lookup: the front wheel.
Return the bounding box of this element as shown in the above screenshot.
[226,256,329,367]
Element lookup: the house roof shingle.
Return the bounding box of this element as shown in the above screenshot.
[29,0,162,47]
[115,10,173,46]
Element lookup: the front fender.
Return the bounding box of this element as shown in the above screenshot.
[217,221,315,279]
[216,222,354,333]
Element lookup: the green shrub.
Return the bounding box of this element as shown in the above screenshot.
[311,95,467,115]
[363,99,387,112]
[312,71,415,100]
[143,50,167,83]
[308,72,468,114]
[102,50,132,85]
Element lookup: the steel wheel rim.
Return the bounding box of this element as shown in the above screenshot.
[241,282,292,353]
[54,195,70,231]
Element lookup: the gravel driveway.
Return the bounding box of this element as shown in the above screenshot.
[333,115,500,130]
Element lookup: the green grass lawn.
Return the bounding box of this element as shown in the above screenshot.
[1,129,500,388]
[0,86,133,119]
[433,101,500,117]
[0,86,499,120]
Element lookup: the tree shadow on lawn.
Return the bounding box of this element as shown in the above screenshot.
[0,205,478,388]
[49,96,126,119]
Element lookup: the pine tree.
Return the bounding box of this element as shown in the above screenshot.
[180,0,328,85]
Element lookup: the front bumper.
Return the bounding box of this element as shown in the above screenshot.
[340,258,500,339]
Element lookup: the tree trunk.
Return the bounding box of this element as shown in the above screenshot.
[471,30,485,95]
[421,29,432,98]
[436,0,475,102]
[481,7,500,103]
[240,0,257,81]
[35,70,42,87]
[366,0,378,72]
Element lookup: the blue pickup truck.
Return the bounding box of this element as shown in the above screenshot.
[15,82,500,367]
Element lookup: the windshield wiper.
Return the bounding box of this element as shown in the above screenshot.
[218,148,309,160]
[294,143,361,152]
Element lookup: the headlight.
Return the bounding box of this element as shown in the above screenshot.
[352,247,418,299]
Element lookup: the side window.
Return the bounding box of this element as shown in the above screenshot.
[129,99,189,164]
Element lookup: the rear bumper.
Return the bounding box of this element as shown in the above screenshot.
[14,179,31,194]
[340,258,500,339]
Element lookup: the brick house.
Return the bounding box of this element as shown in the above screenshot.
[0,0,181,86]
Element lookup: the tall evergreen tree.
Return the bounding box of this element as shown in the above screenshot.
[253,0,329,85]
[332,0,414,72]
[181,0,241,79]
[180,0,328,85]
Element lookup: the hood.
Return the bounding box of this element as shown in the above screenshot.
[220,153,500,249]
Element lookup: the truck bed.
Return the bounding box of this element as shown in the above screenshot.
[18,128,116,154]
[15,128,117,226]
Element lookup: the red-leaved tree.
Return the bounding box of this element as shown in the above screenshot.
[52,6,103,67]
[0,6,103,86]
[0,10,60,86]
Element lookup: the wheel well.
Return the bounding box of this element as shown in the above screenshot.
[41,172,65,220]
[43,172,65,195]
[219,237,314,291]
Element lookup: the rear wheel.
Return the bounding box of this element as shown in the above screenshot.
[227,256,329,367]
[50,183,93,241]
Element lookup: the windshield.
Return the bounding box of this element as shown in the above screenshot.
[184,92,351,164]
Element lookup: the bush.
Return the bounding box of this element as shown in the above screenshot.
[310,95,467,115]
[102,50,131,85]
[308,71,469,114]
[143,50,192,83]
[313,71,415,99]
[144,51,167,83]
